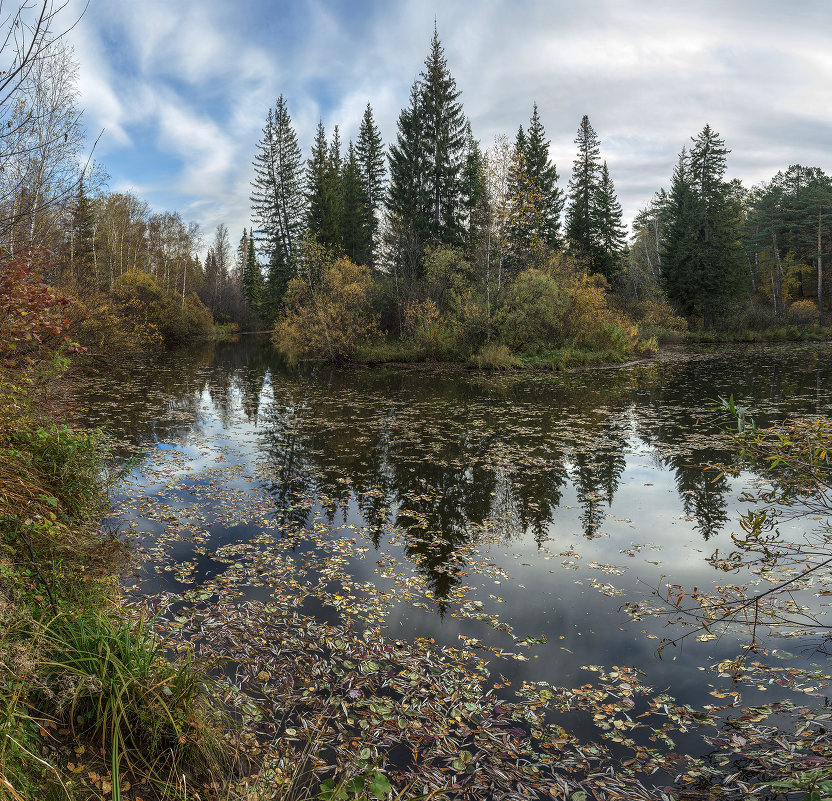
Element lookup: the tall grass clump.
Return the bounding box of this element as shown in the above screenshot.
[39,612,232,797]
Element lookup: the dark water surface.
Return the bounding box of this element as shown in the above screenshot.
[73,338,832,777]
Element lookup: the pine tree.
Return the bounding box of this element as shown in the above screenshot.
[418,26,467,243]
[356,103,385,268]
[566,114,602,263]
[251,95,304,310]
[662,148,699,316]
[523,103,563,248]
[592,161,626,280]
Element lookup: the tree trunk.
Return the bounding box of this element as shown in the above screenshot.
[772,230,783,316]
[818,204,825,326]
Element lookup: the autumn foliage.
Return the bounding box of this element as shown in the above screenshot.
[67,271,214,350]
[272,256,377,362]
[0,251,72,367]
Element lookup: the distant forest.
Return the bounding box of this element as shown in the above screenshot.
[6,28,831,359]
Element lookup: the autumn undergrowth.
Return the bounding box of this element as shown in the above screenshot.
[0,365,234,801]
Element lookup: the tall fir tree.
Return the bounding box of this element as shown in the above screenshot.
[340,141,370,265]
[355,103,385,268]
[662,126,746,328]
[251,95,304,315]
[419,26,467,243]
[592,161,626,280]
[523,103,564,248]
[566,114,602,264]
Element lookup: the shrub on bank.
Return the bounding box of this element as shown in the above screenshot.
[787,299,819,325]
[495,265,650,361]
[273,256,378,363]
[68,272,213,350]
[469,343,520,370]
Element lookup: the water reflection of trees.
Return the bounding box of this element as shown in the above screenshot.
[77,338,832,601]
[257,367,643,597]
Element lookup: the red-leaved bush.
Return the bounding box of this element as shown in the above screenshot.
[0,251,71,367]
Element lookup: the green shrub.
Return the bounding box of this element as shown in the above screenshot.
[496,269,569,353]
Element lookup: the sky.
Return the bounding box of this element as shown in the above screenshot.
[64,0,832,253]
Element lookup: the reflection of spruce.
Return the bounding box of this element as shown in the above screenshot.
[672,457,729,541]
[510,461,567,546]
[571,428,626,538]
[240,363,267,423]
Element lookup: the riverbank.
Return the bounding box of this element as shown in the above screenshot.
[0,361,238,800]
[273,322,832,373]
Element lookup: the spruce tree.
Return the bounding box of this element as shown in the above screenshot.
[388,82,426,234]
[356,103,385,268]
[592,161,626,280]
[662,127,746,328]
[305,121,329,243]
[523,103,563,248]
[662,148,699,315]
[459,122,485,249]
[505,140,547,271]
[566,114,602,263]
[340,141,370,265]
[326,126,344,248]
[251,95,304,311]
[419,26,467,243]
[71,175,95,285]
[243,233,263,309]
[237,227,249,272]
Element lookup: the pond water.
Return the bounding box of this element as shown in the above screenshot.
[73,338,832,796]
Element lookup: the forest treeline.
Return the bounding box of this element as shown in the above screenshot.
[246,31,832,365]
[2,27,831,364]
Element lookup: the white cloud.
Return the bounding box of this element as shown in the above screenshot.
[65,0,832,248]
